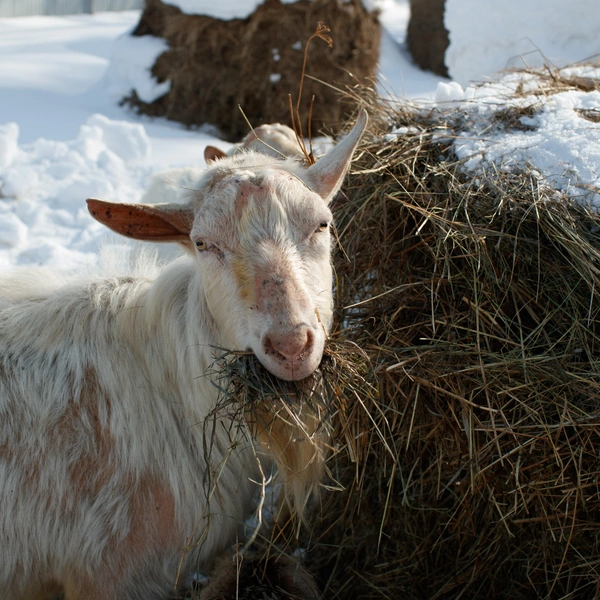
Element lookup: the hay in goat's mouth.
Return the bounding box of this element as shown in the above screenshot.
[212,342,372,527]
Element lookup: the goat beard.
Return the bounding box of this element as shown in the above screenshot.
[247,398,329,524]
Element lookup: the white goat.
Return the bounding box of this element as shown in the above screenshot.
[0,110,367,600]
[204,122,305,164]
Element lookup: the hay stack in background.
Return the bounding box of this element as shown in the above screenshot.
[124,0,380,140]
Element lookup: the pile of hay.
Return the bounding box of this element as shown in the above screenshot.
[216,65,600,598]
[306,69,600,598]
[125,0,380,140]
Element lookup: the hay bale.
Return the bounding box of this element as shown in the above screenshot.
[124,0,380,141]
[293,70,600,598]
[214,66,600,597]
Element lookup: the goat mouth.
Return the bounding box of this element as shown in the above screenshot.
[260,333,321,381]
[268,344,312,365]
[266,359,320,381]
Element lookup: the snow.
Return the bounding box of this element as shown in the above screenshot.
[0,2,598,272]
[434,81,467,105]
[438,71,600,206]
[445,0,600,84]
[374,0,446,98]
[0,112,155,269]
[107,32,171,103]
[167,0,262,20]
[0,123,19,170]
[168,0,341,20]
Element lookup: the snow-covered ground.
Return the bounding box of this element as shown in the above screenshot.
[0,2,442,271]
[445,0,600,84]
[0,2,599,271]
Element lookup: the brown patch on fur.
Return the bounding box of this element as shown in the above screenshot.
[33,369,177,598]
[50,368,116,497]
[0,443,11,460]
[63,370,179,591]
[235,185,252,219]
[232,255,255,305]
[14,580,63,600]
[63,577,120,600]
[62,478,179,600]
[2,368,120,599]
[128,477,179,556]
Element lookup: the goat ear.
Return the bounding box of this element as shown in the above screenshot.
[87,199,192,243]
[204,145,228,164]
[303,109,368,203]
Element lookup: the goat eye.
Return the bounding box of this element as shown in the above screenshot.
[195,240,208,251]
[317,222,329,232]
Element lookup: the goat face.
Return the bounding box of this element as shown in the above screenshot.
[88,110,367,381]
[191,166,334,380]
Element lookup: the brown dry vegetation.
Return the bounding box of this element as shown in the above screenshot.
[124,0,380,140]
[313,98,600,599]
[215,65,600,599]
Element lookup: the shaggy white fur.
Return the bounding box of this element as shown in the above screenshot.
[0,110,367,600]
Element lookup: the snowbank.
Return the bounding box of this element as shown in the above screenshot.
[168,0,262,20]
[445,0,600,85]
[434,66,600,207]
[0,114,155,270]
[107,31,171,104]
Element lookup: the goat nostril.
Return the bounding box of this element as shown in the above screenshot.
[265,328,312,362]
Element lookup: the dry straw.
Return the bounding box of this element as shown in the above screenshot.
[307,68,600,599]
[203,65,600,598]
[125,0,380,140]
